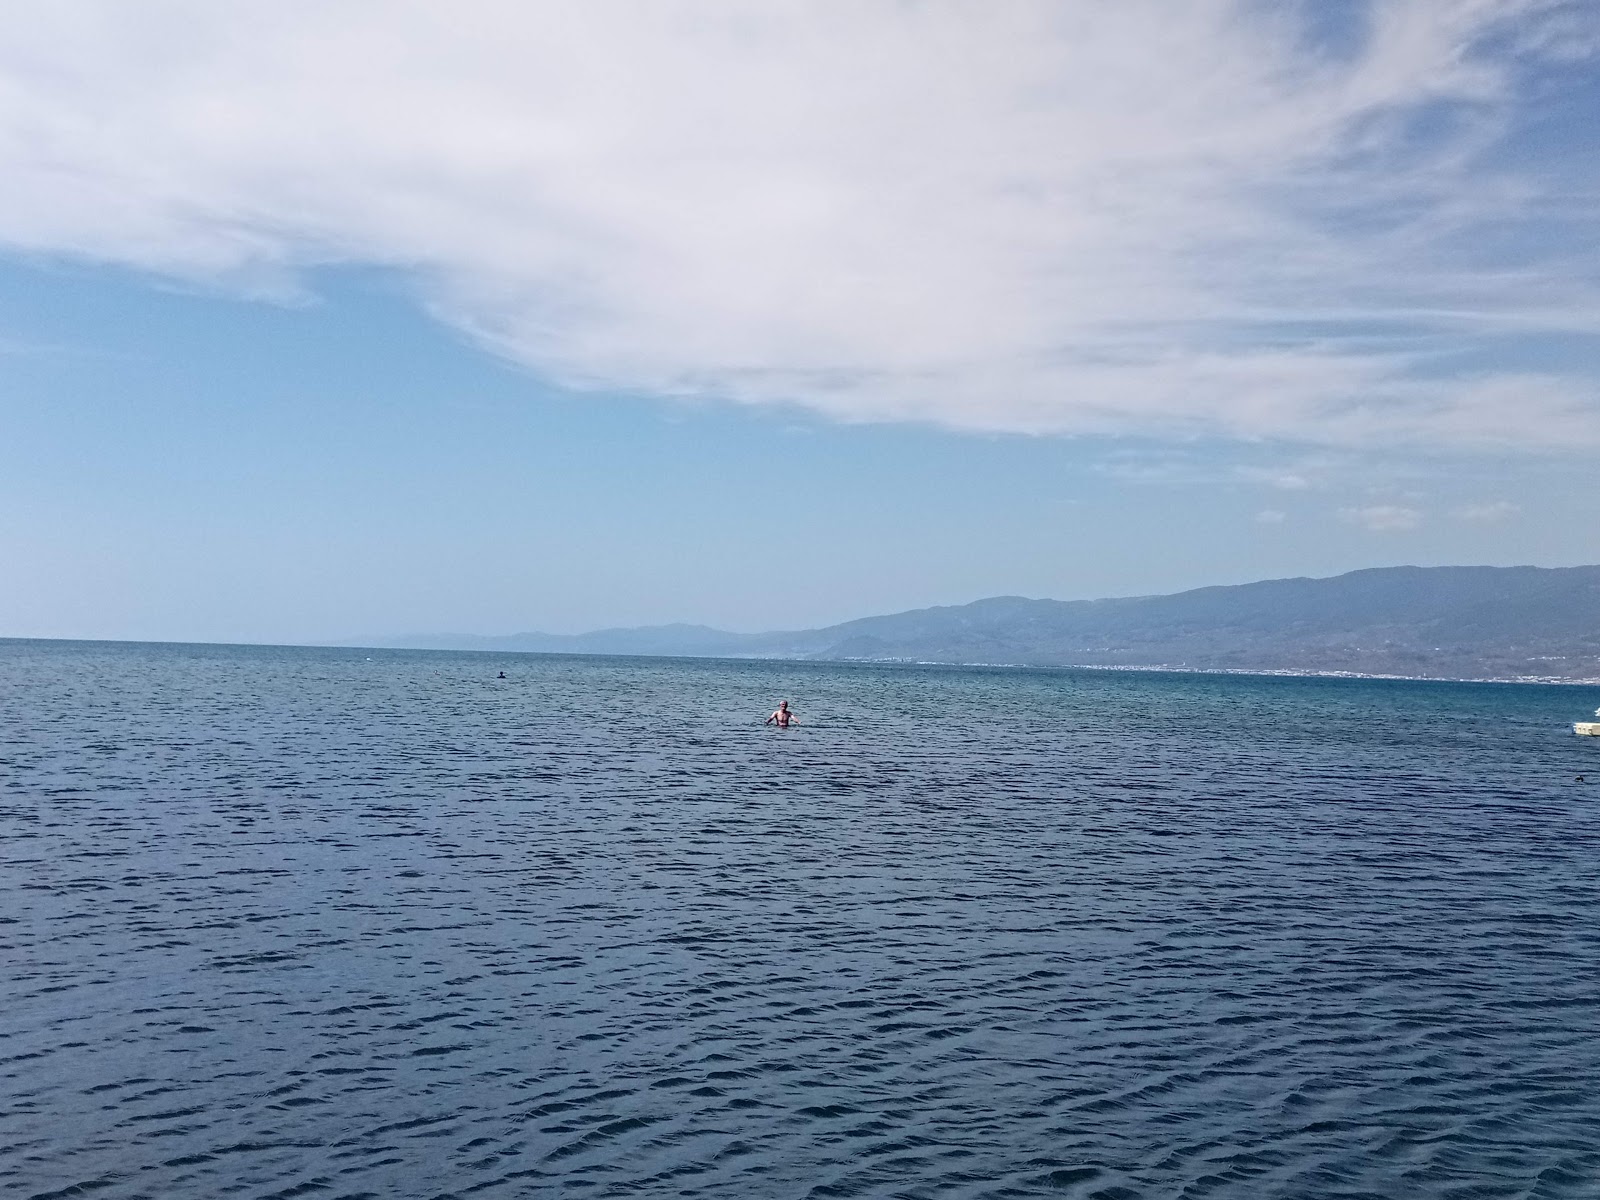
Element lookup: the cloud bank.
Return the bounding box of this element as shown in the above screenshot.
[1,1,1597,446]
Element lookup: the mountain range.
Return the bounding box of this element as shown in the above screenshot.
[365,565,1600,682]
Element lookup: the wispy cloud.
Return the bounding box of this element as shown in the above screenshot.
[1454,500,1521,521]
[1255,509,1288,525]
[1340,504,1424,531]
[1236,466,1317,491]
[0,1,1596,446]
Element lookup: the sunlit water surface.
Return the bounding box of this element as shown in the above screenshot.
[3,640,1599,1199]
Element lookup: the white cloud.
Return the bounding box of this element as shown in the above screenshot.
[1237,466,1317,491]
[1454,500,1521,521]
[1340,504,1424,531]
[1255,509,1288,524]
[0,1,1597,445]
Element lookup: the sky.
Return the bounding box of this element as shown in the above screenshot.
[1,0,1597,644]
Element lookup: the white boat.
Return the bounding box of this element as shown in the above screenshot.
[1576,708,1600,736]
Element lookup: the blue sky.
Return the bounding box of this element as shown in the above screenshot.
[1,2,1597,644]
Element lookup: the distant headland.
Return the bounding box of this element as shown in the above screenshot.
[358,565,1600,684]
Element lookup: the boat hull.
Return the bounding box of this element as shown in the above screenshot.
[1576,722,1600,736]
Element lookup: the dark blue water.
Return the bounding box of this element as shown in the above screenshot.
[3,639,1599,1199]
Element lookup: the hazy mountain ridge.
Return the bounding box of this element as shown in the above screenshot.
[370,565,1600,681]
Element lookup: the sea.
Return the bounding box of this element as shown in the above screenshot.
[3,638,1599,1199]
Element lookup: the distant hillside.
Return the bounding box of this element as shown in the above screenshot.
[370,565,1600,682]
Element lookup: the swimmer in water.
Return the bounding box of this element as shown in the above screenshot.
[765,700,797,728]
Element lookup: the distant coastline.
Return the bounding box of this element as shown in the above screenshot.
[11,564,1599,688]
[792,657,1600,686]
[354,564,1600,686]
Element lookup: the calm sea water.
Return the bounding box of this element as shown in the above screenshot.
[3,639,1599,1199]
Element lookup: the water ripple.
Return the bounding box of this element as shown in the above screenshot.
[2,640,1598,1197]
